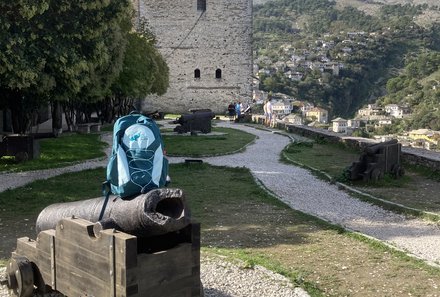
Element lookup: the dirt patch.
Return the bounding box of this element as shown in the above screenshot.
[355,171,440,214]
[0,215,37,259]
[201,200,440,296]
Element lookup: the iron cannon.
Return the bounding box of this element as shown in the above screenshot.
[36,188,191,238]
[173,109,215,134]
[5,188,202,297]
[347,139,404,181]
[0,135,40,162]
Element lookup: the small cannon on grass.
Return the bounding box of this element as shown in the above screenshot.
[347,139,404,182]
[5,188,202,297]
[174,109,215,134]
[0,135,40,162]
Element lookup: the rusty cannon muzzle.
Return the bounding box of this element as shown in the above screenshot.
[36,188,191,237]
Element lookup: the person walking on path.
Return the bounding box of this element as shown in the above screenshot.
[265,98,273,127]
[263,100,268,125]
[235,101,242,121]
[227,102,236,121]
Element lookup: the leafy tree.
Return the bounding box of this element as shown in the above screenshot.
[107,26,169,121]
[0,0,132,133]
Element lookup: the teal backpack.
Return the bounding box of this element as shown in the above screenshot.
[100,112,169,218]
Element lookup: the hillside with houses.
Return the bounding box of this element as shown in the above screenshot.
[253,90,440,151]
[252,0,440,151]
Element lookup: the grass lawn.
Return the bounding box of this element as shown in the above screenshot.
[163,127,256,157]
[1,164,439,296]
[0,133,107,173]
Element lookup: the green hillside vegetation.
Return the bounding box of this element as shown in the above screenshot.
[254,0,440,127]
[377,52,440,131]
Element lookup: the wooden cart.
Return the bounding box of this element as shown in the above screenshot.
[6,217,201,297]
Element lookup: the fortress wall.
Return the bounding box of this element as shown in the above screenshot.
[136,0,253,114]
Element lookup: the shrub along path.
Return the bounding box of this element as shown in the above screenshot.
[168,121,440,267]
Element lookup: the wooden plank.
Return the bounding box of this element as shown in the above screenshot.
[134,244,198,291]
[35,250,52,289]
[191,223,201,249]
[112,231,138,296]
[55,218,111,258]
[136,243,193,272]
[35,230,55,287]
[55,262,110,297]
[109,234,116,297]
[191,265,202,297]
[36,230,56,252]
[112,230,138,270]
[15,237,37,261]
[137,275,197,297]
[54,237,111,282]
[50,235,56,289]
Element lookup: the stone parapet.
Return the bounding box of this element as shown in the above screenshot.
[268,121,440,172]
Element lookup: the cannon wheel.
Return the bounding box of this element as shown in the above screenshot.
[370,168,383,182]
[14,151,29,163]
[391,164,405,178]
[6,256,34,297]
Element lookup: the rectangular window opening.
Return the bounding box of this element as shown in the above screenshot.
[197,0,206,11]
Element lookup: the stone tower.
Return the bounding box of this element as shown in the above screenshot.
[134,0,253,114]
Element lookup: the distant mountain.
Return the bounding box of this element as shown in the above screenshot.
[253,0,440,26]
[254,0,440,7]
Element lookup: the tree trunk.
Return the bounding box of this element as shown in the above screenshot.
[51,101,63,137]
[8,91,29,134]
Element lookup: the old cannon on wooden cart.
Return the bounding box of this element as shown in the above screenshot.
[347,139,404,182]
[5,188,202,297]
[174,109,215,134]
[0,135,40,162]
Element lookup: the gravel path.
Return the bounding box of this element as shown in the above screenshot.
[169,122,440,266]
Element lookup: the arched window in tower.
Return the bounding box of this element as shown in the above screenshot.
[194,69,201,79]
[215,69,222,79]
[197,0,206,11]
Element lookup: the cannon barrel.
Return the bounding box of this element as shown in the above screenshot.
[179,111,215,121]
[364,139,398,155]
[173,110,215,134]
[36,188,191,237]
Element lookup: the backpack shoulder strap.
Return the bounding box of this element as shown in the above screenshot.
[99,181,111,220]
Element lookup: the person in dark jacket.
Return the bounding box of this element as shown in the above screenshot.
[227,102,236,121]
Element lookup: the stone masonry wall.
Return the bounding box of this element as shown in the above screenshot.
[136,0,253,114]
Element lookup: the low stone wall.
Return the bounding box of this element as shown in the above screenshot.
[251,115,440,172]
[400,147,440,171]
[285,124,440,171]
